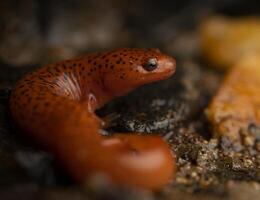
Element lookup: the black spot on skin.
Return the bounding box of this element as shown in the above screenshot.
[116,58,122,64]
[105,59,109,63]
[112,54,118,58]
[21,89,29,95]
[110,65,115,69]
[24,79,33,83]
[28,97,32,103]
[32,104,38,111]
[93,61,97,65]
[53,72,59,76]
[79,63,82,67]
[73,63,76,67]
[98,64,102,69]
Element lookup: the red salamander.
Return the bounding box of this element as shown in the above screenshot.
[10,48,176,190]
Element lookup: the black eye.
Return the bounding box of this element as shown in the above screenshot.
[143,58,158,71]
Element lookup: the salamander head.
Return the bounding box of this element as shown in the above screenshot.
[103,48,176,97]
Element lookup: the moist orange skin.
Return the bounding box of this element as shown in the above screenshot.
[10,48,176,190]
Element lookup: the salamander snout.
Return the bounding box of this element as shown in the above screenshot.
[138,53,176,83]
[103,48,176,97]
[154,56,176,78]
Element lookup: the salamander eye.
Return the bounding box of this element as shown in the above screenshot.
[143,58,158,71]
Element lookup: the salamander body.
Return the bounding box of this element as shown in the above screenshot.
[10,48,176,189]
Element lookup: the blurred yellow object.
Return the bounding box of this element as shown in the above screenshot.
[207,53,260,142]
[200,16,260,69]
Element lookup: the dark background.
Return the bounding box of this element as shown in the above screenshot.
[1,0,259,67]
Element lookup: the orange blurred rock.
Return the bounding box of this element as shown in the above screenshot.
[200,16,260,69]
[207,53,260,142]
